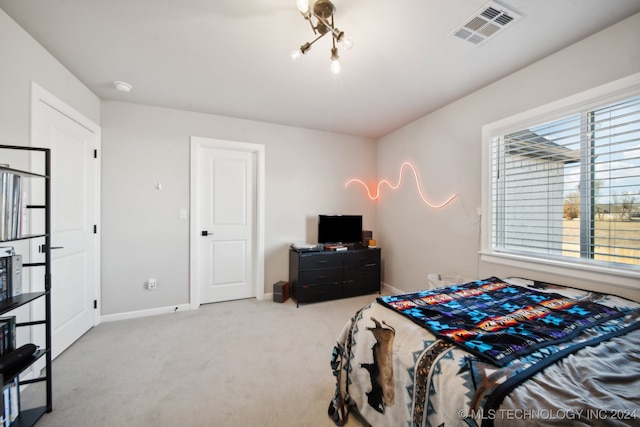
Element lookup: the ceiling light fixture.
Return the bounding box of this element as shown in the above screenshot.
[292,0,352,74]
[113,80,133,92]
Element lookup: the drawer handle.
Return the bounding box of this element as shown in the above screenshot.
[317,260,328,264]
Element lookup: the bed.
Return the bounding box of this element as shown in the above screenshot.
[328,276,640,426]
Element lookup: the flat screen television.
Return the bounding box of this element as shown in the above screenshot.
[318,215,363,244]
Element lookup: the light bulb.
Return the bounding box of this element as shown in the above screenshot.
[340,37,354,51]
[296,0,309,14]
[291,49,302,61]
[331,59,341,74]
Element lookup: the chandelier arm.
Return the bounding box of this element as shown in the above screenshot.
[304,33,327,51]
[307,17,318,34]
[330,14,341,42]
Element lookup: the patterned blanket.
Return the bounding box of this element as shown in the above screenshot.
[377,277,625,366]
[329,278,640,427]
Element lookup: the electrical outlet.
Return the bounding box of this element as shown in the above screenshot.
[147,278,157,290]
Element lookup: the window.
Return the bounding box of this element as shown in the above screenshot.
[483,76,640,283]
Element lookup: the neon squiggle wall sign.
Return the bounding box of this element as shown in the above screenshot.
[345,162,457,208]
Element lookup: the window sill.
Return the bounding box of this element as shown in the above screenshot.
[480,251,640,292]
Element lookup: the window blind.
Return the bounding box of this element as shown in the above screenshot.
[491,95,640,269]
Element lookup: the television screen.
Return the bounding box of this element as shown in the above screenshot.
[318,215,363,244]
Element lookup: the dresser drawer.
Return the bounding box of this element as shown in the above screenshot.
[343,249,380,268]
[299,252,342,270]
[300,267,342,285]
[343,266,379,283]
[299,283,342,303]
[342,279,379,297]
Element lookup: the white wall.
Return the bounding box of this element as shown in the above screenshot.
[100,101,377,315]
[377,13,640,300]
[0,9,100,149]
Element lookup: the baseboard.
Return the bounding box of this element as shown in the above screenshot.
[101,303,192,323]
[381,281,404,295]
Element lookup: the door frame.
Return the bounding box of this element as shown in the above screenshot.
[29,81,101,347]
[189,136,265,309]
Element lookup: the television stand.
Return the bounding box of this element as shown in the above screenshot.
[288,247,381,307]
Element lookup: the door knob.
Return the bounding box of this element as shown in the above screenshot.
[39,244,64,252]
[201,231,211,236]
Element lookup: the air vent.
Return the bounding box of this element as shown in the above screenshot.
[452,1,521,45]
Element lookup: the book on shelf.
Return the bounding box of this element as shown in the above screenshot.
[0,375,4,427]
[2,385,6,427]
[0,250,21,301]
[0,173,22,242]
[0,173,5,242]
[0,317,16,358]
[5,256,20,298]
[0,262,6,303]
[0,376,18,427]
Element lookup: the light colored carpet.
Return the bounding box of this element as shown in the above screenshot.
[21,293,382,427]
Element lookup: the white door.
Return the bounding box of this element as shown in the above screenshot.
[197,148,255,303]
[31,84,100,359]
[191,137,265,306]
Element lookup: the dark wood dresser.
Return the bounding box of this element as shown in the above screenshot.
[288,247,381,306]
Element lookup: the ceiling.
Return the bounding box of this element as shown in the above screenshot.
[2,0,640,139]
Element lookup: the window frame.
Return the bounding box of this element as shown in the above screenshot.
[481,73,640,291]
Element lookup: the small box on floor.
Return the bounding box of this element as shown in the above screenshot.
[273,281,289,303]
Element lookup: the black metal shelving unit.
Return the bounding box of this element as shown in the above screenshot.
[0,144,52,426]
